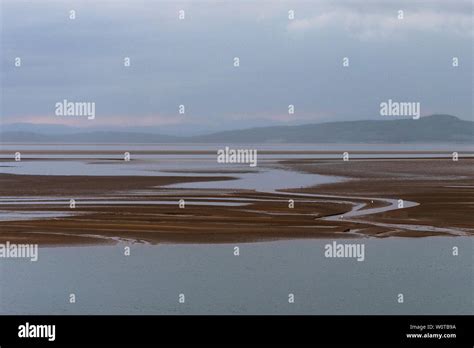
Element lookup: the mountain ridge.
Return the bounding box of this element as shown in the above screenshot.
[1,114,472,143]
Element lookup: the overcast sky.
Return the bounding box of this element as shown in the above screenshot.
[1,0,472,134]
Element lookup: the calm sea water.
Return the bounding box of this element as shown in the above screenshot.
[0,238,472,315]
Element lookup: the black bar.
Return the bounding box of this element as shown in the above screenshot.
[0,315,472,346]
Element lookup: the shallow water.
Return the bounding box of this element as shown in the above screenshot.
[0,211,75,221]
[169,168,343,191]
[0,156,345,221]
[1,143,473,177]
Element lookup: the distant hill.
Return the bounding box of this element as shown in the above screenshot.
[191,115,473,143]
[1,115,472,143]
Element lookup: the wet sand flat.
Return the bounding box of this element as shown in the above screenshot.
[0,157,473,245]
[282,158,474,237]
